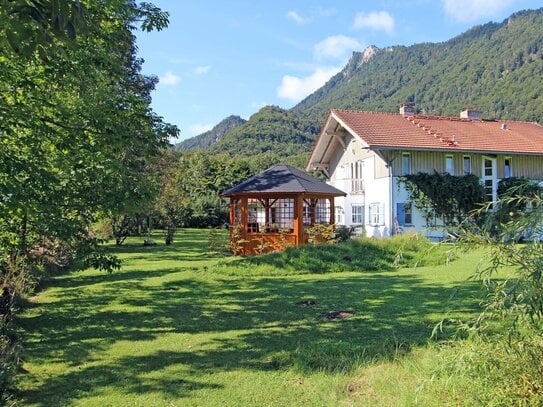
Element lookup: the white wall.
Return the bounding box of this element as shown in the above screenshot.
[327,135,392,237]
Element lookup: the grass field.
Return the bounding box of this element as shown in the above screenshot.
[15,229,490,406]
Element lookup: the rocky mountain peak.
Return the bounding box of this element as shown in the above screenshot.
[342,45,379,78]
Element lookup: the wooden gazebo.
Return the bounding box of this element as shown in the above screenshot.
[221,164,346,255]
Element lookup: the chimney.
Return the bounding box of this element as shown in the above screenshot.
[501,123,507,130]
[460,106,481,121]
[400,102,415,116]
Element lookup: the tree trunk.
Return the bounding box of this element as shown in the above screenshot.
[165,227,174,245]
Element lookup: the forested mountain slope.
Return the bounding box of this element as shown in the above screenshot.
[175,115,246,151]
[208,106,318,157]
[184,8,543,160]
[293,8,543,124]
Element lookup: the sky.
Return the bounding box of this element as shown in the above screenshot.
[135,0,542,142]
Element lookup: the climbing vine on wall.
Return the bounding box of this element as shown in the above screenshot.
[400,172,485,227]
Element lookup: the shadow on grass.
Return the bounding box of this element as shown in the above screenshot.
[17,231,481,404]
[21,350,223,402]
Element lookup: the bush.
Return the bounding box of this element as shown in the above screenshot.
[0,318,20,404]
[334,225,356,242]
[433,333,543,405]
[91,220,114,241]
[0,281,21,404]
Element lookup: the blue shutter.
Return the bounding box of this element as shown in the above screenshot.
[397,203,406,226]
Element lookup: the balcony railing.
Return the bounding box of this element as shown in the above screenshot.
[351,179,364,194]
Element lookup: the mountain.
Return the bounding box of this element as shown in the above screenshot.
[175,115,246,151]
[208,106,319,157]
[188,8,543,161]
[292,8,543,125]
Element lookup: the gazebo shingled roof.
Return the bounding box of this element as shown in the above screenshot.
[221,163,345,197]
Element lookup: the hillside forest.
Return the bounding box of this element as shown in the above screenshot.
[179,9,543,164]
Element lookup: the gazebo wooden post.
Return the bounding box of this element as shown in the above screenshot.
[294,194,304,246]
[263,198,270,228]
[329,197,335,225]
[229,198,235,225]
[240,196,248,254]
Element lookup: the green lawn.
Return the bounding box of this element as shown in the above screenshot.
[16,229,488,406]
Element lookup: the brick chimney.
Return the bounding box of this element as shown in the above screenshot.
[399,102,415,116]
[460,106,481,121]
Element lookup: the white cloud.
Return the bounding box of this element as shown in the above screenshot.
[286,10,307,24]
[194,65,211,75]
[159,71,181,86]
[277,67,340,103]
[442,0,514,22]
[314,35,363,60]
[316,7,336,17]
[353,11,395,34]
[188,123,213,136]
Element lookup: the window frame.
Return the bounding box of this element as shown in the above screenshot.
[368,202,385,226]
[504,157,512,178]
[396,202,412,226]
[335,206,344,225]
[401,153,411,176]
[463,155,471,175]
[351,204,364,225]
[404,202,412,225]
[445,155,454,175]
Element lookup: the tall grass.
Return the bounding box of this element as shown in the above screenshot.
[213,232,449,275]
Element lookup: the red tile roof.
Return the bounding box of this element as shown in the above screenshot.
[331,109,543,155]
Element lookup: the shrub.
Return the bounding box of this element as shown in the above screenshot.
[0,318,20,405]
[433,334,543,405]
[334,225,356,242]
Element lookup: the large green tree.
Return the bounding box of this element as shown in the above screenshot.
[0,0,176,278]
[0,1,175,400]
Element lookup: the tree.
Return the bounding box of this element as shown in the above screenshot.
[151,150,192,245]
[455,179,543,332]
[0,0,176,271]
[0,1,175,400]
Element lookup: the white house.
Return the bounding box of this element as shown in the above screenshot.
[306,105,543,239]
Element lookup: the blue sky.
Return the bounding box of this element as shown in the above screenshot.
[135,0,542,142]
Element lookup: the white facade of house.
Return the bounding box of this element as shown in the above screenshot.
[326,133,393,237]
[307,108,543,239]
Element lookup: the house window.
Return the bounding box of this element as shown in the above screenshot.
[368,203,385,226]
[463,156,471,175]
[402,153,411,175]
[405,203,412,224]
[445,155,454,175]
[351,204,364,224]
[335,206,344,224]
[504,157,512,178]
[350,161,364,193]
[397,202,412,226]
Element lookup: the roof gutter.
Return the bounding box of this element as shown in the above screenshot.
[368,146,543,156]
